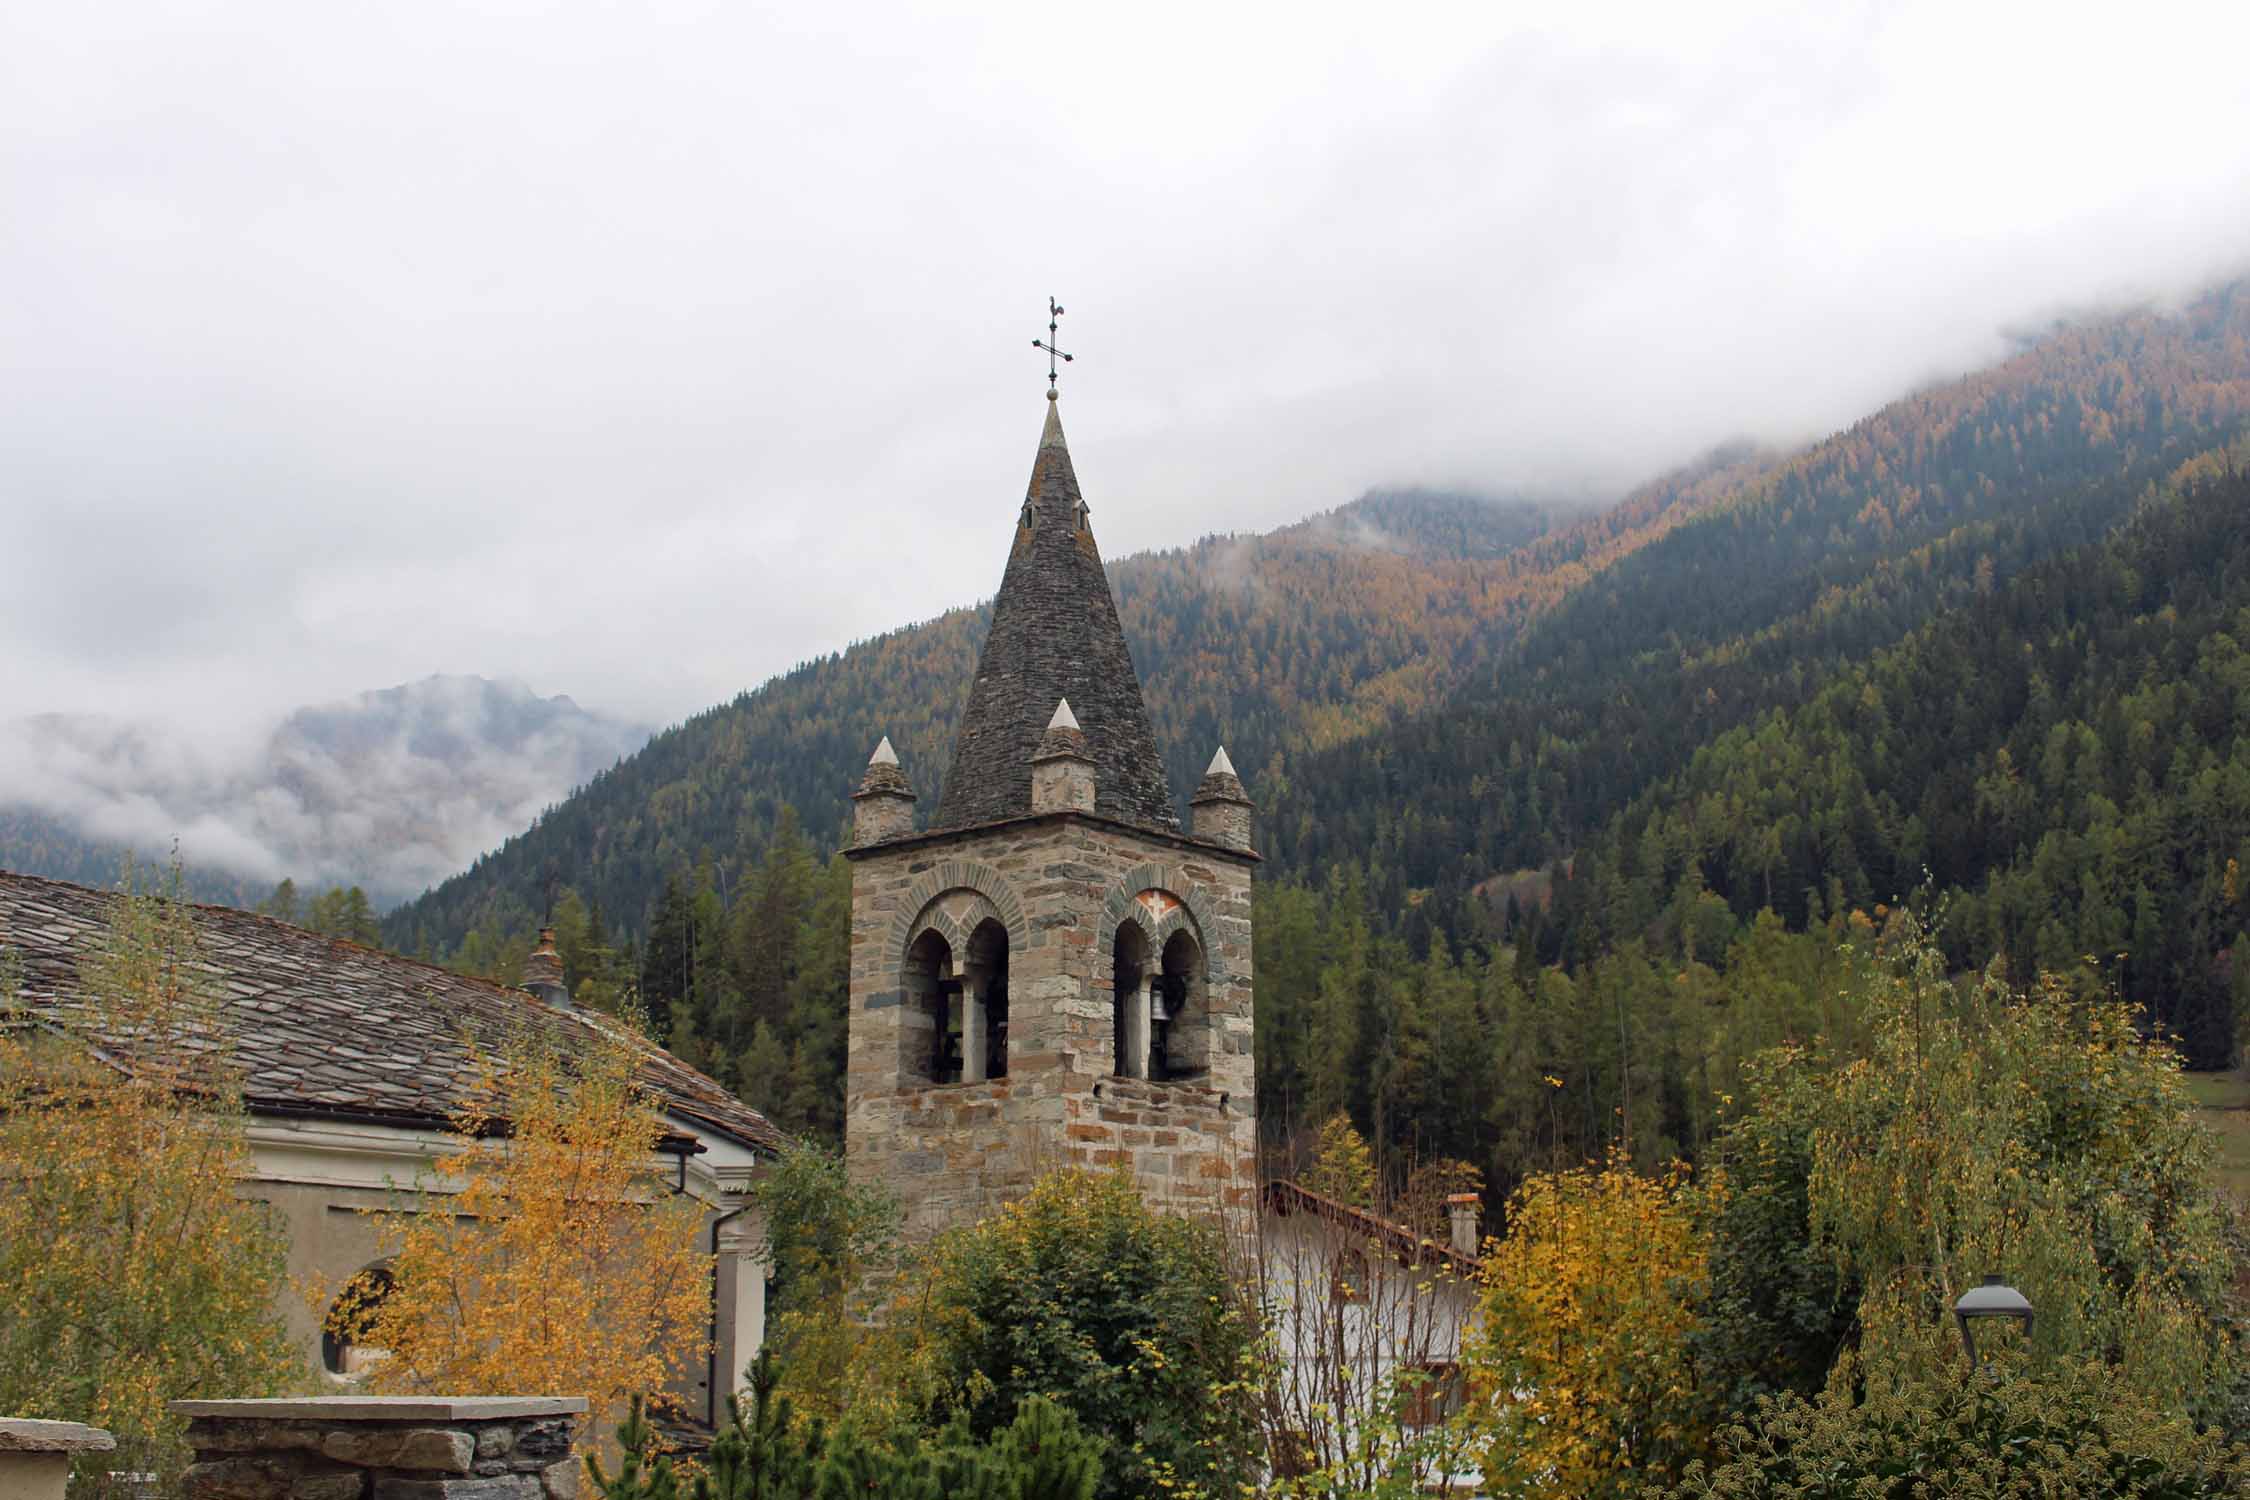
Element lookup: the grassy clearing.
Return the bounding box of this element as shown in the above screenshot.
[2186,1072,2250,1206]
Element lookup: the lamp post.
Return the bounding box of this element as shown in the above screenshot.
[1954,1274,2033,1373]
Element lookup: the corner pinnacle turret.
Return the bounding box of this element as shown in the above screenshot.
[852,734,916,845]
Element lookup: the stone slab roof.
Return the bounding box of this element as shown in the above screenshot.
[1264,1179,1481,1275]
[933,399,1179,833]
[0,869,783,1154]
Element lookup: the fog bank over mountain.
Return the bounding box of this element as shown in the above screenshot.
[0,676,651,905]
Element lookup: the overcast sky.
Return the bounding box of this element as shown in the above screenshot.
[6,0,2250,738]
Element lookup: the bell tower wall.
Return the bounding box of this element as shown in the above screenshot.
[845,813,1255,1240]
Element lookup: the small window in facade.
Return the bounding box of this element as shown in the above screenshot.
[1400,1360,1466,1429]
[321,1266,396,1377]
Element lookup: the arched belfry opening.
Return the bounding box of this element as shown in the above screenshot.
[900,916,1010,1088]
[963,917,1010,1083]
[1153,927,1210,1083]
[1113,904,1213,1083]
[901,929,954,1085]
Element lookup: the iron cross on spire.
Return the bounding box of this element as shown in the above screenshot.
[1032,296,1073,398]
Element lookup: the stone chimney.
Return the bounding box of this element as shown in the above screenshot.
[1030,699,1097,814]
[1446,1192,1482,1258]
[852,736,917,845]
[522,927,569,1010]
[1189,746,1255,852]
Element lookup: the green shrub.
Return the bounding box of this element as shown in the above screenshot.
[588,1349,1099,1500]
[1660,1360,2250,1499]
[921,1169,1262,1500]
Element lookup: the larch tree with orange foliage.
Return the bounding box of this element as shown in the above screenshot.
[347,1023,711,1438]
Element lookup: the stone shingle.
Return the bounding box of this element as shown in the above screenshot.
[932,399,1178,833]
[0,869,783,1153]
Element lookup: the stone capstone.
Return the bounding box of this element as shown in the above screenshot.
[0,1420,117,1454]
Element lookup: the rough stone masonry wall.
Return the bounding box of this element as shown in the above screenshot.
[846,813,1255,1241]
[173,1398,588,1500]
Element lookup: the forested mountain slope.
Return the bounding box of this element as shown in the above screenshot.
[1537,449,2250,1065]
[1268,284,2250,919]
[385,454,1764,953]
[1249,445,2250,1200]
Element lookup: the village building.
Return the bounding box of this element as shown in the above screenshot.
[1259,1181,1483,1489]
[0,872,781,1427]
[843,391,1260,1237]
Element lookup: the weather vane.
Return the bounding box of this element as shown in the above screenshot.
[1032,296,1072,398]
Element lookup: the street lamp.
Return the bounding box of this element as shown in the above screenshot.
[1954,1275,2033,1373]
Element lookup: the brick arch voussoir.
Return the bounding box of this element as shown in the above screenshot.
[903,909,967,960]
[886,860,1025,963]
[1151,905,1202,957]
[1101,863,1218,981]
[1103,902,1158,958]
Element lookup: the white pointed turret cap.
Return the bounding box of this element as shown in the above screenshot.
[870,735,900,766]
[1048,698,1080,731]
[1206,745,1236,777]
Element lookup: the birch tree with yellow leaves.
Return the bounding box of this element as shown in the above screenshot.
[0,870,302,1495]
[349,1023,711,1437]
[1465,1152,1715,1499]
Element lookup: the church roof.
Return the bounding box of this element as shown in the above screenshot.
[934,400,1178,832]
[0,869,784,1153]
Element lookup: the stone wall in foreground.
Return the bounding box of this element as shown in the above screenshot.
[173,1398,588,1500]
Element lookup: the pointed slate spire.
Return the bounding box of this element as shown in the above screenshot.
[935,402,1178,831]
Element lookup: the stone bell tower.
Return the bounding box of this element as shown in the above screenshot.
[843,393,1257,1238]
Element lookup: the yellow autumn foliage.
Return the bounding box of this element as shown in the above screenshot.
[1466,1150,1715,1500]
[0,870,302,1492]
[348,1023,710,1438]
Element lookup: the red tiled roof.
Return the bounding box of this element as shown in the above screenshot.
[0,868,784,1153]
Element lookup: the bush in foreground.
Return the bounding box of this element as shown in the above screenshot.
[1659,1359,2250,1499]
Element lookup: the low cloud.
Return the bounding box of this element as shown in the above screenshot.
[0,677,650,904]
[3,0,2248,737]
